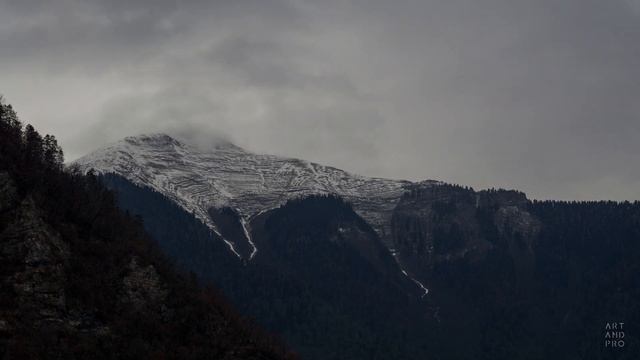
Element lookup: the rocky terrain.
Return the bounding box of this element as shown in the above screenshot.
[391,183,541,284]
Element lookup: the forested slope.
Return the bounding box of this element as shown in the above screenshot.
[0,100,295,359]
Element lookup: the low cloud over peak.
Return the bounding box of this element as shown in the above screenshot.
[2,0,639,200]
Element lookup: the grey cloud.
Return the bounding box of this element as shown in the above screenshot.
[1,0,639,200]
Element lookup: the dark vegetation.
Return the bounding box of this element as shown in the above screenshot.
[101,157,640,359]
[101,176,436,360]
[473,200,640,359]
[396,183,640,359]
[523,200,640,359]
[0,98,294,359]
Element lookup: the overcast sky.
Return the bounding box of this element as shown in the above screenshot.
[1,0,639,200]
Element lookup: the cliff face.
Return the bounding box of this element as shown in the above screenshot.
[2,175,80,336]
[0,174,108,354]
[391,184,540,283]
[391,184,487,272]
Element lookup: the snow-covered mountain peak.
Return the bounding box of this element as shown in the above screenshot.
[73,133,421,257]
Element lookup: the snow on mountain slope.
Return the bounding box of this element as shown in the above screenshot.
[72,133,438,260]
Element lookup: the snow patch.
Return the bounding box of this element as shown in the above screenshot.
[411,277,429,298]
[211,226,241,258]
[392,250,429,298]
[240,217,258,260]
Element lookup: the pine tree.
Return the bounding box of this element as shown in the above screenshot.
[43,134,64,168]
[23,124,44,165]
[0,98,24,168]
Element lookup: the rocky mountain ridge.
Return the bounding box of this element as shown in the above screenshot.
[73,133,544,298]
[72,133,436,258]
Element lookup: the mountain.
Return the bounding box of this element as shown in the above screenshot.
[74,134,441,359]
[75,132,640,359]
[72,134,433,255]
[0,102,294,359]
[73,133,433,292]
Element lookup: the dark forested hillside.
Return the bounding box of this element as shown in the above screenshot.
[391,183,640,359]
[97,161,640,360]
[525,201,640,358]
[0,99,294,359]
[100,174,438,360]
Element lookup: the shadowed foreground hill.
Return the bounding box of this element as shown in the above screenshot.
[0,100,296,359]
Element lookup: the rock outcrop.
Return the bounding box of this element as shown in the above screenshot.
[391,183,541,284]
